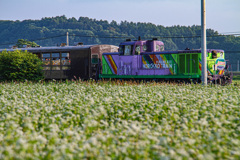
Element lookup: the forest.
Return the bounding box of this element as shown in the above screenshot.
[0,15,240,52]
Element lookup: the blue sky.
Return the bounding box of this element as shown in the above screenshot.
[0,0,239,34]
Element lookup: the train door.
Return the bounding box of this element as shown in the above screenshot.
[91,54,99,79]
[133,45,141,75]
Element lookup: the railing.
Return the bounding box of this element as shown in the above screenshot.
[225,52,240,71]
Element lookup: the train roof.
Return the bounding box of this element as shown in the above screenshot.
[103,49,225,55]
[0,44,118,53]
[119,40,164,46]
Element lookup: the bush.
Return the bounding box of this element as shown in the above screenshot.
[0,50,44,81]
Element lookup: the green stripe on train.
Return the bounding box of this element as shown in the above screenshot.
[102,56,113,75]
[100,74,200,79]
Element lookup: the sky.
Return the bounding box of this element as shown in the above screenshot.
[0,0,239,34]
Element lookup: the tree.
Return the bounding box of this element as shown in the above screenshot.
[16,39,39,48]
[0,16,240,50]
[0,50,44,81]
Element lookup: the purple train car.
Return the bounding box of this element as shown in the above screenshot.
[99,38,232,84]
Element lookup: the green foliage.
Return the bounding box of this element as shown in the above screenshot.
[0,50,44,81]
[16,39,39,48]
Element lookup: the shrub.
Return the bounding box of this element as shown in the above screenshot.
[0,50,44,81]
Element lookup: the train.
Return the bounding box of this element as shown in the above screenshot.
[0,39,233,84]
[100,38,233,84]
[0,44,118,80]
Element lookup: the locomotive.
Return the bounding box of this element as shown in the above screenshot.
[99,38,233,84]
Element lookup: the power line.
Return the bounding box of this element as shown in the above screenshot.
[0,33,239,47]
[0,34,66,46]
[71,33,240,39]
[29,34,66,42]
[225,51,240,53]
[151,33,240,39]
[219,31,240,34]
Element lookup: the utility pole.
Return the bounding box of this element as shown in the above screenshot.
[66,32,69,46]
[201,0,207,85]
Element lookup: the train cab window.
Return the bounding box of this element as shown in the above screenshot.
[91,54,99,64]
[119,45,133,55]
[124,45,132,55]
[160,46,164,51]
[219,52,224,58]
[212,50,217,58]
[156,45,164,51]
[119,46,124,55]
[156,45,160,51]
[135,45,140,55]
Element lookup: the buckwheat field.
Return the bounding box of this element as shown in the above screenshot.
[0,81,239,159]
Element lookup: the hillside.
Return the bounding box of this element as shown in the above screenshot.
[0,15,240,52]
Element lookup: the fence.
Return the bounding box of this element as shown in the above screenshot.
[225,52,240,72]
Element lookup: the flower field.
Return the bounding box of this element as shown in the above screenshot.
[0,81,239,159]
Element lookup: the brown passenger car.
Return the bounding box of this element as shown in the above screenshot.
[0,44,118,80]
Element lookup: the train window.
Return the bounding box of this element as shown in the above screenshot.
[135,45,140,55]
[42,59,50,70]
[160,46,164,51]
[124,45,132,55]
[155,45,164,51]
[119,46,124,55]
[61,52,71,70]
[143,45,147,52]
[219,52,224,58]
[52,53,60,58]
[156,45,161,51]
[42,58,50,65]
[42,53,50,58]
[212,50,217,58]
[62,53,69,58]
[41,52,70,70]
[61,57,71,65]
[92,55,99,64]
[42,53,51,70]
[52,57,60,65]
[51,53,60,70]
